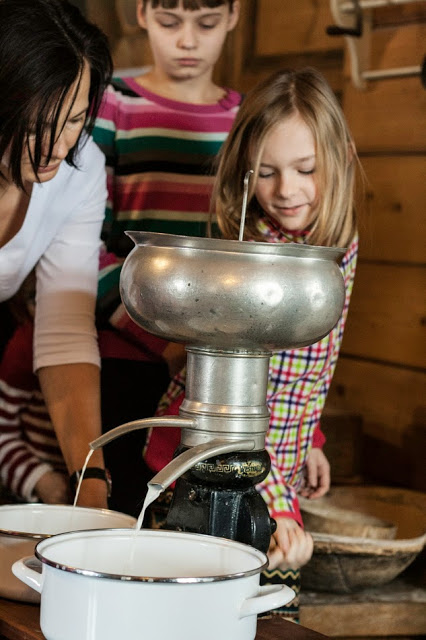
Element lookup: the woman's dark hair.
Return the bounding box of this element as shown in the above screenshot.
[0,0,112,188]
[142,0,235,9]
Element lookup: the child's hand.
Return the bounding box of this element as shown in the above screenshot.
[162,342,187,378]
[35,471,71,504]
[299,447,330,499]
[267,517,313,570]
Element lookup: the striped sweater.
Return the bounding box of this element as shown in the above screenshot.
[92,78,243,257]
[0,323,66,501]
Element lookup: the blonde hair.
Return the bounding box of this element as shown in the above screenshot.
[214,68,358,247]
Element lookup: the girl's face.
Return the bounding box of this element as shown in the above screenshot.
[254,112,318,232]
[137,1,239,82]
[16,63,90,186]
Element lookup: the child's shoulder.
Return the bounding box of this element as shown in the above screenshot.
[0,323,38,391]
[108,76,144,99]
[220,88,244,111]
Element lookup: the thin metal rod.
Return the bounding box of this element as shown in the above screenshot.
[90,416,196,450]
[341,0,424,12]
[239,169,254,242]
[363,65,421,80]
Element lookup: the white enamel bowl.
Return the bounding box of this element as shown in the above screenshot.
[13,529,295,640]
[0,503,136,602]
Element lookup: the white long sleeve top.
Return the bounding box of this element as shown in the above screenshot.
[0,137,106,371]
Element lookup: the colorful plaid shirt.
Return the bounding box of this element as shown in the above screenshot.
[148,216,358,525]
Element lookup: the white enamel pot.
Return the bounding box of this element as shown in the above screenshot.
[0,504,135,602]
[13,529,295,640]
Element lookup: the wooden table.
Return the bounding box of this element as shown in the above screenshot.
[0,598,328,639]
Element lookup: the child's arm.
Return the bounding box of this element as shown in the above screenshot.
[97,253,187,375]
[299,447,330,499]
[34,471,70,504]
[0,324,70,503]
[268,517,314,570]
[0,381,69,503]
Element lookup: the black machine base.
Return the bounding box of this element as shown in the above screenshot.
[165,448,276,553]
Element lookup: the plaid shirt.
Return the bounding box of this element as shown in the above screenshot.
[150,217,358,524]
[256,218,358,522]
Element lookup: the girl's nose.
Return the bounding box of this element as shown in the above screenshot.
[276,173,296,199]
[178,22,197,49]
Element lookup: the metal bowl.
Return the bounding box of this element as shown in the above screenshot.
[120,232,346,352]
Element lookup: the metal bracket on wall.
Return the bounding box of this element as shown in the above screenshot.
[327,0,426,89]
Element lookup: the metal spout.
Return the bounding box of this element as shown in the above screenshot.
[90,416,196,450]
[148,438,256,493]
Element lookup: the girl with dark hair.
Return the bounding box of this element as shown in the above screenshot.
[0,0,113,507]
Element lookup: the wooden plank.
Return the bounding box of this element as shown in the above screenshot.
[373,1,426,27]
[255,0,338,56]
[0,600,43,640]
[0,598,329,640]
[357,156,426,264]
[221,0,344,95]
[342,263,426,369]
[300,568,426,638]
[326,358,425,447]
[343,24,426,153]
[256,617,329,639]
[333,637,419,640]
[300,601,426,637]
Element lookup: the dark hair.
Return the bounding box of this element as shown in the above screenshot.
[0,0,112,188]
[142,0,235,10]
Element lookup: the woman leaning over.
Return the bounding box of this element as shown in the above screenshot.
[0,0,112,507]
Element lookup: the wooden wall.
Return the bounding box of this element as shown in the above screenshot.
[330,8,425,491]
[226,0,426,491]
[87,0,426,491]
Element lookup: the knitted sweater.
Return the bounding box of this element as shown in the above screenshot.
[92,77,242,362]
[0,323,66,501]
[92,77,243,256]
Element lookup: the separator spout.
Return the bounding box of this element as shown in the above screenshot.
[90,416,196,450]
[148,438,256,493]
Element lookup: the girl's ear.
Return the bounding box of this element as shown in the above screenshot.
[136,0,147,30]
[227,0,240,32]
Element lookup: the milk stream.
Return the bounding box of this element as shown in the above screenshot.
[73,447,163,576]
[72,448,95,508]
[136,484,162,531]
[124,484,163,574]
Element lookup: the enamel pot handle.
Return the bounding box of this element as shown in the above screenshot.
[12,556,43,594]
[240,584,295,618]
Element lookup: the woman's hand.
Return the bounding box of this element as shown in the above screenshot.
[267,517,314,570]
[299,447,330,499]
[35,470,71,504]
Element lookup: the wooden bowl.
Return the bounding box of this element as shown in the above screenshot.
[300,486,426,593]
[299,495,397,539]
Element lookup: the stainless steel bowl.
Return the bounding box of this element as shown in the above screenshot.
[120,232,346,352]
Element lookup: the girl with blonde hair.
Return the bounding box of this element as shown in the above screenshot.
[147,67,359,621]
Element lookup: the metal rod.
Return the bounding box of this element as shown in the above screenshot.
[90,416,196,450]
[363,65,421,80]
[341,0,424,12]
[239,169,254,242]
